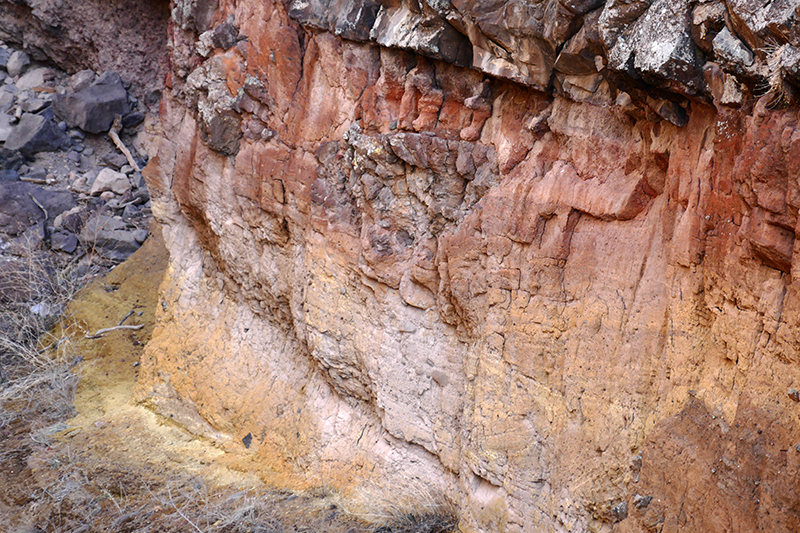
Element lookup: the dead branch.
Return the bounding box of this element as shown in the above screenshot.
[85,324,144,339]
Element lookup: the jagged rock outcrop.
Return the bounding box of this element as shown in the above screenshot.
[49,0,800,531]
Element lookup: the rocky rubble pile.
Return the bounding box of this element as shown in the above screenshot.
[0,42,152,265]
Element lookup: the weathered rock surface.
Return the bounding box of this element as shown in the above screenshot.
[5,49,29,77]
[0,181,76,235]
[3,112,67,155]
[54,71,130,134]
[125,0,800,531]
[90,168,131,196]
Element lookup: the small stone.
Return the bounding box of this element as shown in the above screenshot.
[99,191,116,201]
[133,188,150,203]
[66,150,81,163]
[16,67,56,91]
[242,432,252,449]
[611,501,628,520]
[6,50,30,77]
[119,164,134,175]
[0,48,10,70]
[122,204,141,221]
[90,167,131,195]
[0,112,13,142]
[132,229,148,243]
[20,97,49,113]
[69,176,88,194]
[633,494,652,509]
[66,69,96,93]
[24,167,47,181]
[121,112,145,129]
[788,389,799,402]
[0,90,15,113]
[131,171,144,189]
[57,120,67,130]
[50,231,79,253]
[45,173,56,183]
[83,147,94,156]
[99,152,127,169]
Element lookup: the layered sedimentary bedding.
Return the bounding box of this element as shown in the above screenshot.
[116,0,800,531]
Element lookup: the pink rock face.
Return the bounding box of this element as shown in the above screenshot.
[136,0,800,531]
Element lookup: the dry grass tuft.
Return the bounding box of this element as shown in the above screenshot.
[347,478,459,533]
[0,246,93,429]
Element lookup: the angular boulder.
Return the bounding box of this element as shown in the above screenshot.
[90,168,131,196]
[0,181,77,236]
[3,112,67,156]
[80,213,141,261]
[6,50,30,77]
[16,67,56,91]
[53,71,129,134]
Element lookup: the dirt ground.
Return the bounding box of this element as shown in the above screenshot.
[0,225,448,533]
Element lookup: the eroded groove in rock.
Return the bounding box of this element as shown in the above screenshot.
[122,0,800,531]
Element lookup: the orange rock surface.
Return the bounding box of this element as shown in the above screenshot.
[135,1,800,531]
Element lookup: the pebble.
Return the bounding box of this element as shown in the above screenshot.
[58,121,67,131]
[99,191,116,201]
[83,147,94,156]
[66,150,81,162]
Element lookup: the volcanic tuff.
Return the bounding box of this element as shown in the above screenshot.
[10,0,799,531]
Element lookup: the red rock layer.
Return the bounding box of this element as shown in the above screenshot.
[135,0,800,531]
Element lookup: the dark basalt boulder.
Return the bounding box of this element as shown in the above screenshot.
[53,72,130,134]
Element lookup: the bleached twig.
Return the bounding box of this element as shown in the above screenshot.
[108,115,141,172]
[84,324,143,339]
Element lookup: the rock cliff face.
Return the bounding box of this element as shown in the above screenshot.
[132,0,800,531]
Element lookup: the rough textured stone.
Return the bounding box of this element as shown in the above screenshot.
[80,213,141,261]
[3,112,67,156]
[0,181,76,235]
[0,112,13,141]
[128,0,800,529]
[50,230,79,253]
[53,71,130,134]
[0,47,10,70]
[6,49,29,77]
[90,168,131,196]
[15,67,56,91]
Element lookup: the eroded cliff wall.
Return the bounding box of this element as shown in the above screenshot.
[133,1,800,531]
